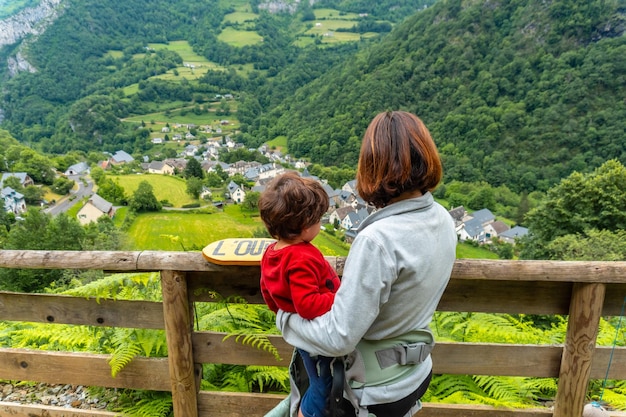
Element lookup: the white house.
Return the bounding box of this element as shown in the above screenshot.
[64,162,90,176]
[1,187,26,215]
[76,194,115,225]
[227,181,246,203]
[148,161,175,175]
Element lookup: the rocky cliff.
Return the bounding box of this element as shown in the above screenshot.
[0,0,64,75]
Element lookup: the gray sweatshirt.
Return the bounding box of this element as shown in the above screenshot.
[277,192,457,406]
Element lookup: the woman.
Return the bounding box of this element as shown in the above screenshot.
[276,111,457,417]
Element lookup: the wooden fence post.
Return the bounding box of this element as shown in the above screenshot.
[161,270,199,417]
[553,282,605,417]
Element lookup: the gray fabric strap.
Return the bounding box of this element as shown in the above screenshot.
[374,342,434,369]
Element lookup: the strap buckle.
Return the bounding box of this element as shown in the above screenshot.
[402,343,432,365]
[375,342,434,369]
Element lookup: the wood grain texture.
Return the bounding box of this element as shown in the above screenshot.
[0,348,170,390]
[0,291,164,328]
[160,270,199,417]
[553,282,606,417]
[0,402,121,416]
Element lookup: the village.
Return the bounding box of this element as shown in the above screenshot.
[2,134,528,247]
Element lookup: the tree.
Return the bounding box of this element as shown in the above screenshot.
[0,209,84,292]
[184,158,204,179]
[90,166,106,185]
[186,177,204,199]
[130,181,162,212]
[206,172,224,187]
[3,176,22,191]
[98,178,127,205]
[242,191,260,211]
[521,160,626,259]
[51,177,75,195]
[22,185,45,204]
[547,229,626,261]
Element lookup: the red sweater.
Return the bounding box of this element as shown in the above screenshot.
[260,242,340,320]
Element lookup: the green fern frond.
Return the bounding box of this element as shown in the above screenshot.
[222,370,251,392]
[473,375,539,405]
[224,331,281,361]
[109,341,144,377]
[135,329,167,357]
[62,272,162,301]
[113,390,172,417]
[245,365,290,392]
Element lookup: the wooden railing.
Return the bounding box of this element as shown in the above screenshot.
[1,250,626,417]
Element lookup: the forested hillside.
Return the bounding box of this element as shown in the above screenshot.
[247,0,626,192]
[0,0,625,195]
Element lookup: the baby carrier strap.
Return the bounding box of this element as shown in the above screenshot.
[343,328,435,417]
[347,328,434,388]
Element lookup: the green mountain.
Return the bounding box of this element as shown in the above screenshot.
[1,0,625,194]
[250,0,626,192]
[0,0,429,150]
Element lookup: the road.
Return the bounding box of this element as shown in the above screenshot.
[44,175,93,216]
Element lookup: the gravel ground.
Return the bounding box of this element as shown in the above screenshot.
[0,382,113,410]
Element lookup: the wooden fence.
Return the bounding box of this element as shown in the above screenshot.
[0,250,626,417]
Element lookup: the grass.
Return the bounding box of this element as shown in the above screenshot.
[218,27,263,47]
[122,111,239,136]
[124,205,350,256]
[121,41,225,94]
[456,242,499,259]
[224,11,258,24]
[125,205,264,251]
[313,8,360,20]
[266,135,288,153]
[110,174,197,207]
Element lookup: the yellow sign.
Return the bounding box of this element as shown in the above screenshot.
[202,238,275,266]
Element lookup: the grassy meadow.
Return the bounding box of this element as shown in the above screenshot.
[218,27,264,47]
[110,174,197,207]
[125,208,263,251]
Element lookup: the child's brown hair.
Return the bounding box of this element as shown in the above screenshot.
[259,171,329,240]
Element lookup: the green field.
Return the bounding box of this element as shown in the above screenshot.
[121,41,225,94]
[110,174,197,207]
[124,204,350,256]
[125,208,263,251]
[224,11,258,24]
[218,27,264,47]
[456,242,499,259]
[266,135,288,153]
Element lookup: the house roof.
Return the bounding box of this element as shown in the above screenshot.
[65,162,90,175]
[111,150,134,163]
[88,194,113,214]
[500,226,529,239]
[463,218,485,238]
[1,172,30,187]
[491,220,510,234]
[149,161,168,170]
[470,208,495,224]
[448,206,466,222]
[2,186,24,199]
[227,181,243,194]
[332,206,354,220]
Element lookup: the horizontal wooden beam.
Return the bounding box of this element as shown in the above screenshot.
[0,402,120,417]
[0,291,164,328]
[0,348,170,391]
[1,250,625,283]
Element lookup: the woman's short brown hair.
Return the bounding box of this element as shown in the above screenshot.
[356,111,442,208]
[259,171,329,240]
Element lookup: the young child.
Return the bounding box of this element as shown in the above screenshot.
[259,171,341,417]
